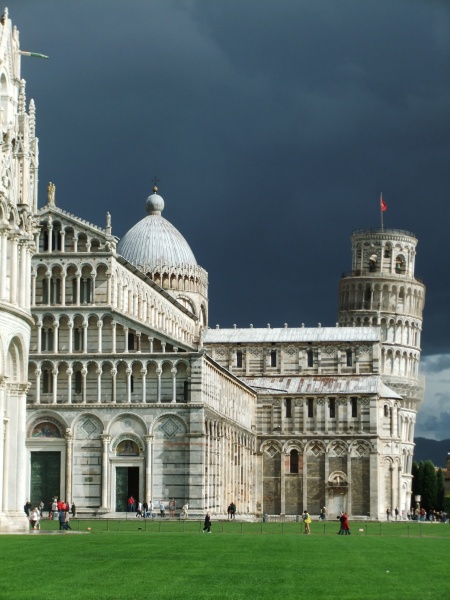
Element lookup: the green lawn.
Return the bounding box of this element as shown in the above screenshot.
[0,522,448,600]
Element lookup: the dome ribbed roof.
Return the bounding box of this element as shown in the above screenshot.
[117,189,198,269]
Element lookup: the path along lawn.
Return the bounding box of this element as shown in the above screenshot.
[0,522,448,600]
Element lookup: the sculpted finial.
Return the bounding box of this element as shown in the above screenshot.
[47,182,55,205]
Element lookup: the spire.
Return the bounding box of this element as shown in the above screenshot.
[18,79,26,115]
[106,212,112,235]
[29,99,36,138]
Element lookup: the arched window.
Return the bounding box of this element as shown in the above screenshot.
[74,328,83,352]
[289,449,299,474]
[75,371,82,394]
[395,256,405,274]
[42,369,53,393]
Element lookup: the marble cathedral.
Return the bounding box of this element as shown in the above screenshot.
[0,12,425,531]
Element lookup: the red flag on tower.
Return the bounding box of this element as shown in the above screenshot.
[380,193,387,212]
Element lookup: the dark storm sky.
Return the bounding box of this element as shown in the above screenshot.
[10,1,450,438]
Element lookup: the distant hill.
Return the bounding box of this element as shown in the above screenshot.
[413,438,450,467]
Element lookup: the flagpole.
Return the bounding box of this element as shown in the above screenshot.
[380,192,384,232]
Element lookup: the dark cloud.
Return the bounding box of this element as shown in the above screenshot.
[10,0,450,356]
[416,410,450,441]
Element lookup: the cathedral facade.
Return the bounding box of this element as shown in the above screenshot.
[0,13,425,530]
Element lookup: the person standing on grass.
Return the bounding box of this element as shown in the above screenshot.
[302,510,311,534]
[230,502,236,519]
[386,507,390,521]
[181,504,189,519]
[64,511,72,530]
[395,507,399,521]
[169,498,176,517]
[160,500,166,517]
[340,512,350,535]
[59,509,67,530]
[39,500,44,517]
[202,512,212,533]
[71,502,76,518]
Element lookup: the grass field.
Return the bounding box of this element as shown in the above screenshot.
[0,521,448,600]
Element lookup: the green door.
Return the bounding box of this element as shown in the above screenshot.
[30,452,61,508]
[116,467,129,511]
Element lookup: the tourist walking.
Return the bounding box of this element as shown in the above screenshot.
[181,504,189,519]
[386,507,391,521]
[202,512,212,533]
[302,510,311,534]
[160,500,166,517]
[71,502,76,518]
[338,512,350,535]
[59,510,67,530]
[169,498,176,517]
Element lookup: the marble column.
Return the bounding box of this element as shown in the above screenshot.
[145,435,153,503]
[100,434,110,510]
[171,367,177,403]
[65,430,74,504]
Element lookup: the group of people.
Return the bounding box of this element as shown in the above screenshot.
[300,509,351,535]
[24,497,75,530]
[128,497,181,518]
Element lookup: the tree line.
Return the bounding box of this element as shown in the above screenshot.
[411,460,447,513]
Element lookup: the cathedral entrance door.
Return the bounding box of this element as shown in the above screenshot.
[30,451,61,508]
[115,467,139,511]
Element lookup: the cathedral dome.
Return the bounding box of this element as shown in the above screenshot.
[117,187,198,270]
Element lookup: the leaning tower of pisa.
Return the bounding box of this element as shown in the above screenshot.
[338,227,425,405]
[338,228,425,512]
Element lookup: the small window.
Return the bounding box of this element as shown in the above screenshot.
[307,349,314,368]
[42,278,49,304]
[42,369,53,393]
[346,350,353,367]
[128,333,135,351]
[351,397,358,418]
[183,381,189,403]
[384,247,391,258]
[384,405,389,417]
[74,328,83,352]
[307,398,314,418]
[75,371,82,394]
[285,398,292,418]
[236,350,243,368]
[130,375,134,393]
[289,449,299,474]
[329,398,336,418]
[270,350,277,367]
